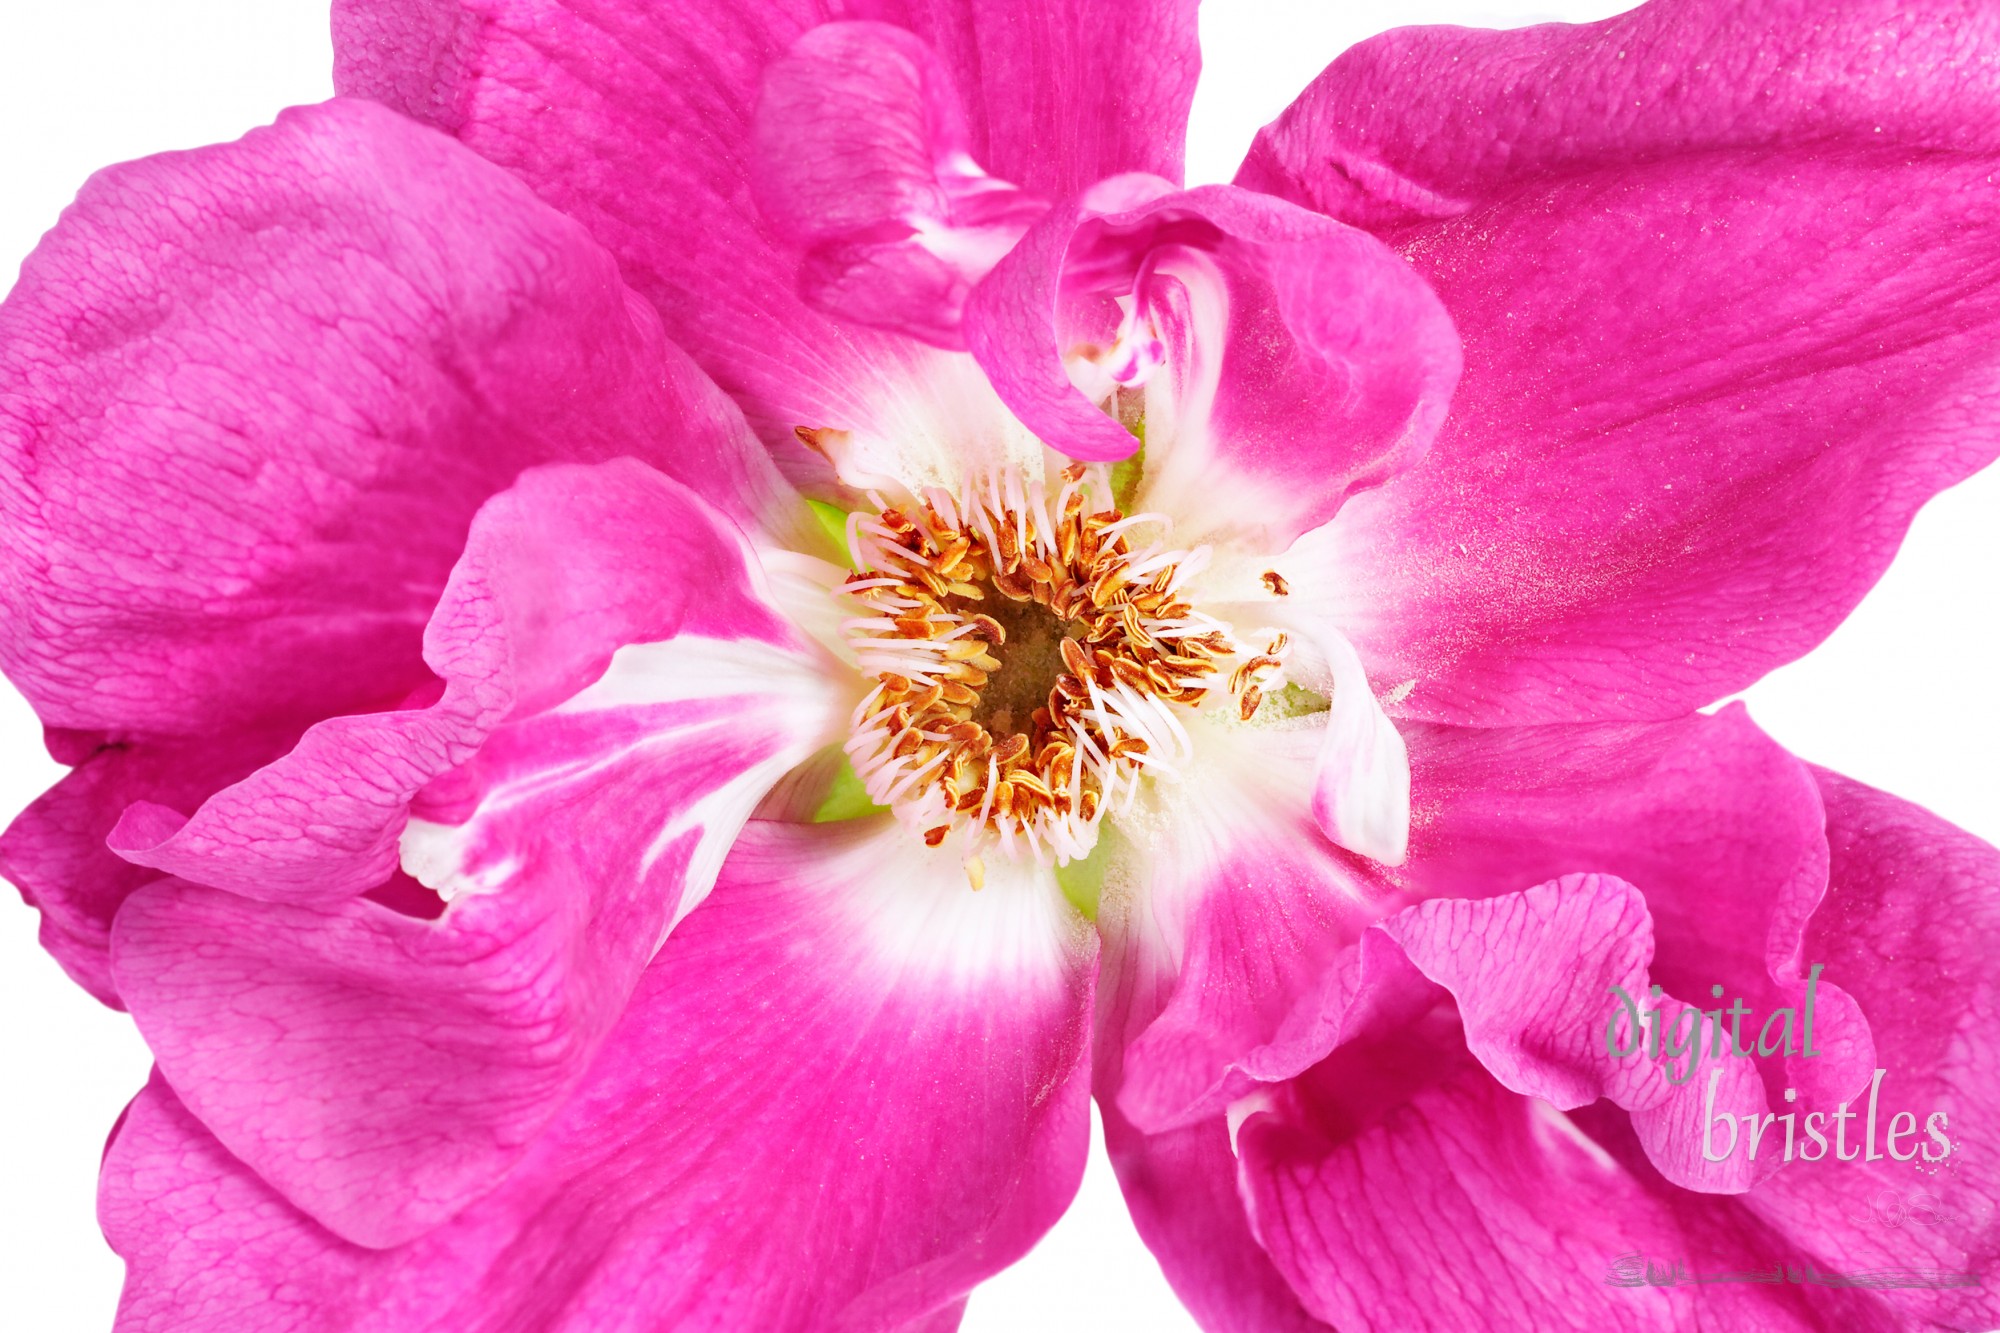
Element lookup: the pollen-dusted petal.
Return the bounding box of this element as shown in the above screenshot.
[0,96,795,741]
[1244,0,2000,724]
[1095,706,1939,1332]
[106,460,841,1249]
[333,0,1198,476]
[102,818,1097,1332]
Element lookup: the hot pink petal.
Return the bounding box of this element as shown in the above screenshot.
[965,183,1461,551]
[1730,770,2000,1327]
[1098,717,1393,1136]
[103,818,1096,1330]
[104,460,837,1247]
[0,729,293,1006]
[1237,1031,1864,1333]
[1244,0,2000,723]
[103,458,807,907]
[0,96,792,741]
[1398,706,1876,1117]
[752,22,1048,348]
[333,0,1198,474]
[1101,709,1943,1331]
[1098,1106,1332,1333]
[1376,876,1768,1193]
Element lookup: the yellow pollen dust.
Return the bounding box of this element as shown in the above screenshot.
[837,463,1274,872]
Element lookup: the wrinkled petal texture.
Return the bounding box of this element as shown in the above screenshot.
[0,96,783,739]
[107,460,836,1248]
[966,183,1461,553]
[1244,0,2000,723]
[0,729,292,1005]
[0,96,807,1002]
[1102,709,1992,1332]
[1736,768,2000,1328]
[333,0,1199,478]
[104,818,1097,1333]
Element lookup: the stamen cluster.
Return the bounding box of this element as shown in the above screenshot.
[837,464,1269,870]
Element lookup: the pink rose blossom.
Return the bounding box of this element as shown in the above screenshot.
[1,0,1996,1330]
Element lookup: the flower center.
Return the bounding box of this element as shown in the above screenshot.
[837,463,1278,873]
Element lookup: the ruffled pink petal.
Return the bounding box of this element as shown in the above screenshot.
[752,22,1048,348]
[1098,716,1393,1136]
[103,459,806,907]
[0,96,791,740]
[1398,706,1876,1117]
[1243,0,2000,723]
[0,729,293,1006]
[333,0,1198,475]
[1379,876,1769,1193]
[1237,1033,1864,1333]
[965,183,1460,551]
[1729,770,2000,1327]
[104,460,837,1247]
[103,818,1097,1331]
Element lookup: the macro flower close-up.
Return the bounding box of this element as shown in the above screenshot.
[2,0,1998,1330]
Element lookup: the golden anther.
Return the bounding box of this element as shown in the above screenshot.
[934,537,972,576]
[1239,685,1264,721]
[1261,570,1290,596]
[1011,772,1053,803]
[991,569,1034,602]
[1058,638,1093,679]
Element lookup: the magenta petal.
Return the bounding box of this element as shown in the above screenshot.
[1099,1108,1332,1333]
[1380,875,1768,1193]
[1399,706,1876,1116]
[753,22,1048,348]
[1731,770,2000,1327]
[1236,1039,1847,1333]
[103,819,1097,1330]
[333,0,1197,470]
[1099,719,1392,1135]
[0,729,292,1006]
[0,96,788,739]
[965,183,1460,549]
[1246,3,2000,722]
[102,460,803,907]
[103,461,834,1246]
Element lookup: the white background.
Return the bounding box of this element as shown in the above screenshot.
[1,1,1994,1327]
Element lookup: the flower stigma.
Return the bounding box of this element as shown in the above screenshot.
[833,460,1288,882]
